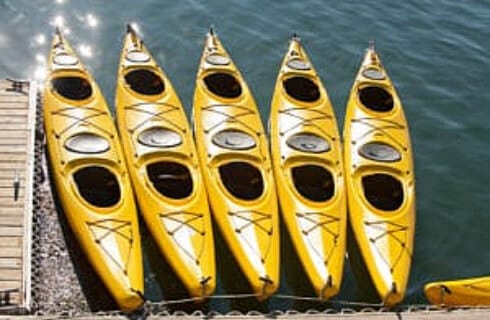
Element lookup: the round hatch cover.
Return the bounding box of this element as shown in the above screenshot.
[126,51,150,63]
[65,133,110,154]
[286,133,330,153]
[53,54,79,66]
[206,54,230,66]
[362,68,385,80]
[358,142,401,162]
[212,130,256,150]
[287,59,311,70]
[137,127,182,148]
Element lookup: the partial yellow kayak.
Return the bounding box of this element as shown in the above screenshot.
[343,44,415,306]
[192,28,280,299]
[43,29,143,312]
[425,276,490,306]
[269,36,346,299]
[115,25,216,298]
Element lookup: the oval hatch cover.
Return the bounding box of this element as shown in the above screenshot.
[53,54,79,66]
[362,68,385,80]
[287,59,311,71]
[206,54,230,66]
[65,133,110,154]
[358,142,401,162]
[212,130,256,150]
[137,127,182,148]
[126,51,150,63]
[286,133,330,153]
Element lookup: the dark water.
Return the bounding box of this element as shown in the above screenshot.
[2,0,489,312]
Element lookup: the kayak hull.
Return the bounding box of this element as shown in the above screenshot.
[425,276,490,306]
[192,29,280,299]
[343,45,415,306]
[115,26,216,298]
[43,29,143,312]
[269,37,346,299]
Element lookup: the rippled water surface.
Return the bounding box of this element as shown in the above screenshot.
[1,0,489,312]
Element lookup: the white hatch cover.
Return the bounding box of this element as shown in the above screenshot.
[286,133,330,153]
[137,127,182,148]
[126,51,150,63]
[358,142,401,162]
[287,59,311,70]
[53,53,79,66]
[206,54,230,66]
[212,130,256,150]
[362,68,385,80]
[65,133,110,154]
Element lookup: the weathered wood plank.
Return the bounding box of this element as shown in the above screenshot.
[0,145,29,153]
[0,153,27,161]
[0,237,23,247]
[0,124,28,131]
[0,227,23,238]
[0,246,22,258]
[0,215,24,226]
[0,207,23,215]
[0,280,21,290]
[0,109,29,116]
[0,289,21,305]
[0,269,22,281]
[0,190,25,201]
[0,257,21,268]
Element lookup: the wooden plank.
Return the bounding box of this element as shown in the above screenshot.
[0,237,22,247]
[0,117,28,124]
[0,109,29,116]
[0,257,21,268]
[0,145,28,153]
[0,280,21,290]
[0,188,25,199]
[0,172,25,180]
[0,246,22,258]
[0,215,24,226]
[0,153,27,161]
[0,140,28,147]
[0,207,23,215]
[0,124,28,131]
[0,289,21,305]
[0,269,22,281]
[0,163,27,171]
[0,227,23,238]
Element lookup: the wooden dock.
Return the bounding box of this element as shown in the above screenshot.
[0,79,36,312]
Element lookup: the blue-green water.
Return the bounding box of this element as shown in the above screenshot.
[1,0,489,313]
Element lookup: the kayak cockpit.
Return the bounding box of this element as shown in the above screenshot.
[124,69,165,95]
[204,73,242,98]
[147,161,193,199]
[362,173,403,211]
[52,76,92,100]
[219,161,263,201]
[283,76,320,102]
[358,86,393,112]
[73,166,121,208]
[292,164,334,202]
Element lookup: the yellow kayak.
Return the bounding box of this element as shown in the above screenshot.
[343,43,415,306]
[269,36,346,300]
[115,25,216,298]
[424,276,490,306]
[43,29,143,312]
[192,28,280,299]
